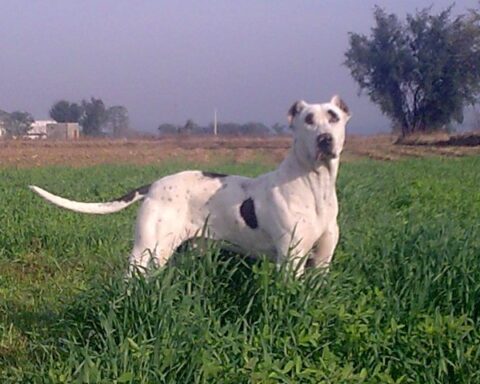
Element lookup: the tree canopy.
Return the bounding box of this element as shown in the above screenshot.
[157,120,274,136]
[0,111,34,137]
[80,98,107,136]
[49,100,83,123]
[48,98,131,136]
[105,105,130,137]
[345,5,480,136]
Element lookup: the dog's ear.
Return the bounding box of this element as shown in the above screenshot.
[330,95,351,120]
[287,100,307,126]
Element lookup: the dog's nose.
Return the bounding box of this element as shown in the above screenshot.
[317,133,333,151]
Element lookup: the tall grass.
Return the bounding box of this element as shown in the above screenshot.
[1,158,479,383]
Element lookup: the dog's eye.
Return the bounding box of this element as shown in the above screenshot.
[305,113,315,125]
[327,110,339,123]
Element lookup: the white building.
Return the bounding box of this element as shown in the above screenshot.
[46,122,80,139]
[26,120,56,139]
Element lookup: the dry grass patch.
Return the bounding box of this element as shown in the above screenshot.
[1,133,480,168]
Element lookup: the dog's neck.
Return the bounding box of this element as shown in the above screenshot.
[290,141,338,179]
[278,146,339,197]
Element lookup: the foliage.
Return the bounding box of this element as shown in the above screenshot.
[105,106,130,137]
[213,122,271,136]
[1,158,480,382]
[80,97,108,136]
[158,123,179,135]
[49,100,83,123]
[345,5,480,136]
[272,122,289,135]
[49,99,131,136]
[1,111,35,137]
[158,121,276,136]
[178,119,198,135]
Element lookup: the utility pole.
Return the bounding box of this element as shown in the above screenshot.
[213,108,217,136]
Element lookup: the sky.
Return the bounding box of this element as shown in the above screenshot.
[1,0,478,134]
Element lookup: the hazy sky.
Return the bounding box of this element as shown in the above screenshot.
[1,0,478,134]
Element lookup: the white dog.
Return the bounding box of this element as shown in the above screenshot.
[30,96,350,275]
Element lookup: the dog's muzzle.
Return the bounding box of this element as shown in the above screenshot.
[316,133,336,160]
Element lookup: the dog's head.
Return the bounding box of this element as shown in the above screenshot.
[288,95,350,169]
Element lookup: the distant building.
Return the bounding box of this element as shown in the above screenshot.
[46,122,80,139]
[27,120,56,139]
[24,121,80,139]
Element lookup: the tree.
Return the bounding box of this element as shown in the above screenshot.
[214,122,272,136]
[80,97,107,136]
[272,123,288,135]
[49,100,83,123]
[345,5,480,137]
[240,122,271,136]
[5,111,34,137]
[158,123,178,135]
[178,119,197,135]
[105,105,130,137]
[474,106,480,131]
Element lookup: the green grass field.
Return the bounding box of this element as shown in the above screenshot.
[1,157,479,383]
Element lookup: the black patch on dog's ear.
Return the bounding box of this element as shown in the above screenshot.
[202,171,228,178]
[240,198,258,229]
[116,184,151,202]
[337,98,349,115]
[327,110,340,123]
[305,113,315,125]
[287,100,306,125]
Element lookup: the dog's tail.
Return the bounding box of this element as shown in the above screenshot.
[29,184,150,215]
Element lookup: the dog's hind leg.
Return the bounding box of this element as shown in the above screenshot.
[128,198,161,273]
[128,197,188,275]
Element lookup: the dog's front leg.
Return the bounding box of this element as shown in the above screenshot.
[309,223,339,271]
[275,237,309,278]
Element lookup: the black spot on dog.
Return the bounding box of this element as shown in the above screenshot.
[305,113,315,125]
[202,171,228,178]
[116,184,150,203]
[240,198,258,229]
[327,109,340,123]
